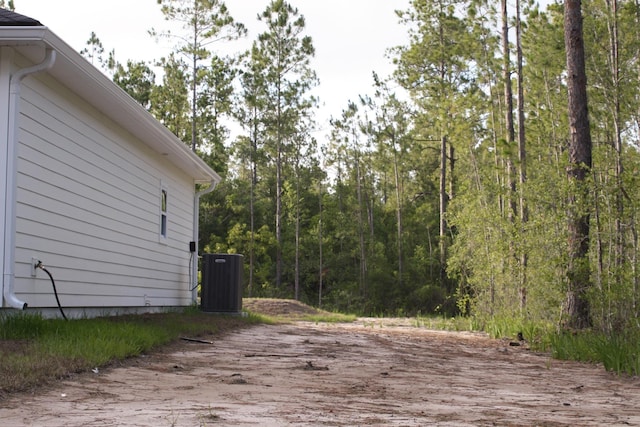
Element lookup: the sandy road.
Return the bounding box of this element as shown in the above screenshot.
[1,320,640,426]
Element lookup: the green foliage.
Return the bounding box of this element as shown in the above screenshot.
[196,55,238,173]
[0,0,15,11]
[152,0,246,152]
[80,32,107,69]
[95,0,640,344]
[150,54,191,143]
[113,60,156,108]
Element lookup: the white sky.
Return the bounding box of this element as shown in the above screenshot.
[13,0,412,140]
[13,0,554,141]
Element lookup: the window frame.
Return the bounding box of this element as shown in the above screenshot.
[160,183,168,241]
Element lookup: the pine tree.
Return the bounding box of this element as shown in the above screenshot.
[251,0,318,290]
[563,0,593,330]
[152,0,245,151]
[394,0,480,292]
[113,60,156,109]
[150,54,191,144]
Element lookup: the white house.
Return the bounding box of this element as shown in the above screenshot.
[0,9,221,317]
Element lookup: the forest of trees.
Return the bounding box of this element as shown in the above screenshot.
[70,0,640,333]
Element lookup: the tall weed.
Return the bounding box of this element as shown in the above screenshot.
[550,330,640,376]
[0,312,48,339]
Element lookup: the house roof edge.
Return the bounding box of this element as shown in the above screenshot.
[0,26,221,185]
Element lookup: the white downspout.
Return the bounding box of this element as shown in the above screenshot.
[191,180,218,303]
[3,48,56,309]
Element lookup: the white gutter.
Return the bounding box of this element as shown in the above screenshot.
[1,27,220,184]
[2,48,56,309]
[191,179,219,303]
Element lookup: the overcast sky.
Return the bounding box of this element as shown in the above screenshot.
[13,0,553,140]
[13,0,412,139]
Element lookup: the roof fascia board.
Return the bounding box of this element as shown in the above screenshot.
[0,26,220,185]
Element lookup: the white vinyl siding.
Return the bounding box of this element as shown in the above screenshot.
[11,69,195,308]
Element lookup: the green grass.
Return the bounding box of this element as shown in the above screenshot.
[475,315,640,376]
[550,330,640,376]
[0,309,263,396]
[243,310,356,324]
[301,312,357,323]
[414,315,479,332]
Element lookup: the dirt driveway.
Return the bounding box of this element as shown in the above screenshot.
[2,317,640,426]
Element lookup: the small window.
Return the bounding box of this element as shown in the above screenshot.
[160,187,168,239]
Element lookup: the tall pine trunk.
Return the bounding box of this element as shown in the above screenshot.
[248,106,258,297]
[275,78,283,289]
[502,0,517,222]
[516,0,528,312]
[191,50,197,152]
[393,141,403,286]
[606,0,624,293]
[356,153,367,298]
[294,160,301,301]
[634,0,640,322]
[563,0,593,330]
[318,180,324,308]
[439,135,447,288]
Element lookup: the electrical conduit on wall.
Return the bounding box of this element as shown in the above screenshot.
[192,180,218,304]
[2,48,56,309]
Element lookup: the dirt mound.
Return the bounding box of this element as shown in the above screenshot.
[243,298,325,319]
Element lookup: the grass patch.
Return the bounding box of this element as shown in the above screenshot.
[472,316,554,351]
[244,311,356,324]
[477,315,640,375]
[0,309,262,397]
[414,315,479,332]
[300,312,357,323]
[550,331,640,376]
